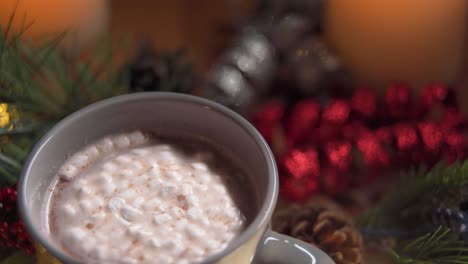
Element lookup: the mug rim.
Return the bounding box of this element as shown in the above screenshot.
[18,92,278,263]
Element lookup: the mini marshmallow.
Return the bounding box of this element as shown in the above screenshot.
[144,198,160,210]
[214,185,228,195]
[128,131,147,145]
[116,154,133,164]
[120,205,142,222]
[175,219,188,230]
[84,146,100,160]
[115,179,130,189]
[102,183,116,195]
[97,138,114,153]
[90,247,108,260]
[223,207,240,220]
[196,173,211,184]
[149,179,160,189]
[79,200,94,213]
[149,238,162,248]
[204,239,220,250]
[66,227,86,243]
[127,224,142,236]
[59,164,79,180]
[191,162,208,171]
[166,239,185,255]
[186,208,201,221]
[71,153,90,168]
[188,246,205,257]
[166,171,181,181]
[97,172,113,184]
[185,195,199,207]
[159,151,175,162]
[180,183,193,195]
[185,224,205,239]
[90,211,106,222]
[170,207,184,218]
[114,135,131,148]
[153,213,172,224]
[102,162,119,173]
[76,185,93,198]
[159,185,176,198]
[133,148,150,157]
[108,197,125,213]
[149,166,161,176]
[121,257,137,264]
[132,161,145,171]
[132,197,145,208]
[119,189,137,199]
[61,204,77,217]
[121,169,136,178]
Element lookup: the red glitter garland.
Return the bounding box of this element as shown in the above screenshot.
[0,185,35,255]
[251,84,468,202]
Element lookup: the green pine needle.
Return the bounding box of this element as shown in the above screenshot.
[389,227,468,264]
[357,161,468,229]
[0,12,128,186]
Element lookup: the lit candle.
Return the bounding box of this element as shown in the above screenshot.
[325,0,468,90]
[0,0,109,51]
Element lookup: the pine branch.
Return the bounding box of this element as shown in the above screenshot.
[357,161,468,230]
[389,227,468,264]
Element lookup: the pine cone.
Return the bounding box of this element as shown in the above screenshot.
[273,197,363,264]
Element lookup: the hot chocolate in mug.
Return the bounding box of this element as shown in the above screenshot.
[18,93,335,264]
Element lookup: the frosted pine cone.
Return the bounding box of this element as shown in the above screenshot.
[273,197,363,264]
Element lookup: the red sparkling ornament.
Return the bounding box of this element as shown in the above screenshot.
[442,107,467,130]
[351,88,377,118]
[342,122,371,142]
[446,131,465,150]
[312,123,341,144]
[321,167,350,195]
[375,127,393,145]
[357,133,390,167]
[0,185,36,255]
[251,101,285,144]
[280,148,320,179]
[322,100,350,125]
[418,122,444,152]
[420,83,449,107]
[394,123,419,151]
[285,100,320,146]
[325,141,352,172]
[384,83,410,118]
[280,175,320,202]
[0,186,17,212]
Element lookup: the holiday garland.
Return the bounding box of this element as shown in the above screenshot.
[252,83,466,202]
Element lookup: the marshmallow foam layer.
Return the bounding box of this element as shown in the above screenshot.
[47,131,246,264]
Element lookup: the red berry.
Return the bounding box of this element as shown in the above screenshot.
[384,83,411,119]
[286,100,320,146]
[322,100,350,125]
[251,101,285,144]
[280,175,320,202]
[325,141,352,172]
[280,148,320,179]
[351,88,377,118]
[418,122,444,153]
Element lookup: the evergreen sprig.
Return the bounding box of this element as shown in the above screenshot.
[0,13,128,186]
[389,227,468,264]
[358,161,468,230]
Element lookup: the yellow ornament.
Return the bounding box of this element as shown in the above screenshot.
[0,103,10,128]
[36,243,62,264]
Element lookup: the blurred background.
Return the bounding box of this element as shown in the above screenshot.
[1,1,468,264]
